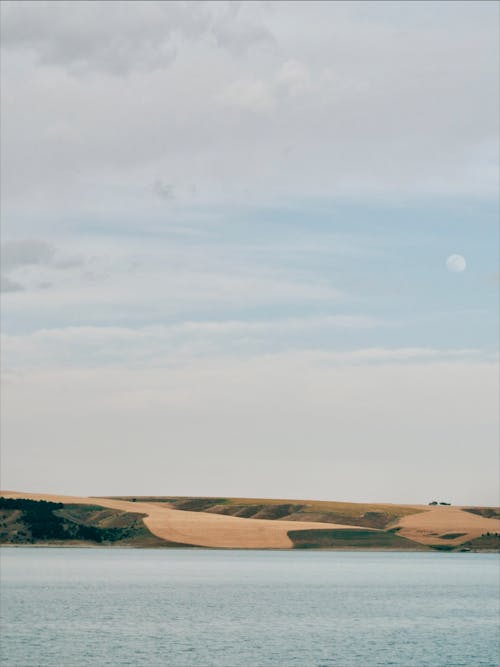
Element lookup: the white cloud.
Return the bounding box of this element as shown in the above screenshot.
[275,60,311,96]
[1,239,55,270]
[2,0,497,223]
[218,59,311,113]
[218,78,275,113]
[0,1,274,75]
[0,274,23,293]
[0,232,346,329]
[210,2,274,55]
[0,239,83,292]
[1,316,381,369]
[152,179,175,201]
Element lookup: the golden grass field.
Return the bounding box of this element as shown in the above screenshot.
[1,491,499,549]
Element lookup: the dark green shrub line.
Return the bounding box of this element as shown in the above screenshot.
[0,497,129,543]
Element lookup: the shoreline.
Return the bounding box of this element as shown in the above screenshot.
[1,543,497,553]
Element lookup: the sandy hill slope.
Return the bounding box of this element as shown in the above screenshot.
[396,505,500,546]
[1,492,498,550]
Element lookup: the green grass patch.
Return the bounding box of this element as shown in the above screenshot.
[288,528,426,550]
[463,507,500,520]
[460,534,500,551]
[430,544,456,551]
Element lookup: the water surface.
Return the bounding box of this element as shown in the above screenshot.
[1,548,498,667]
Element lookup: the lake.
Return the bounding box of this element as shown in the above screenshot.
[0,548,498,667]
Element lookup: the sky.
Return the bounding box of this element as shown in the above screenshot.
[1,0,499,505]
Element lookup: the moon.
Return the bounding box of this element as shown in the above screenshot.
[446,254,466,273]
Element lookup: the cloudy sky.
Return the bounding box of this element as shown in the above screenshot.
[1,0,498,504]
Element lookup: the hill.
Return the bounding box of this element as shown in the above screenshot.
[1,492,498,551]
[0,497,184,547]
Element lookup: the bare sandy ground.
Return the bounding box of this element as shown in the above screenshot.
[395,505,500,546]
[3,492,498,548]
[0,492,365,549]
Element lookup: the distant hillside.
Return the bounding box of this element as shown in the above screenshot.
[1,494,498,551]
[0,497,182,547]
[110,496,422,530]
